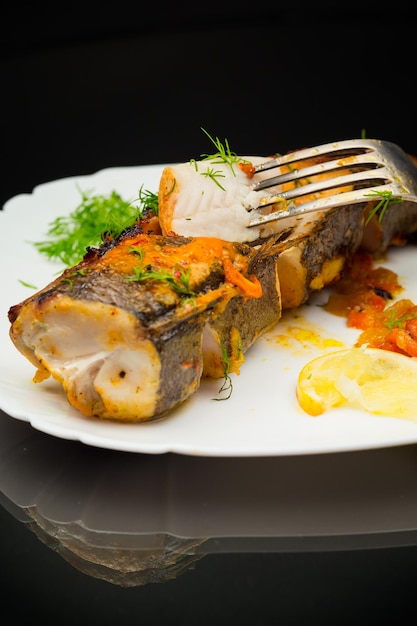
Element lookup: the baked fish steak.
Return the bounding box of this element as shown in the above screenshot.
[8,148,417,422]
[8,225,282,421]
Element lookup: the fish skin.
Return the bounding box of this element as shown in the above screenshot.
[361,199,417,256]
[274,203,367,309]
[202,237,282,378]
[8,224,281,422]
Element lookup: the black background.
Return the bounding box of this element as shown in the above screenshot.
[2,3,417,624]
[3,2,417,208]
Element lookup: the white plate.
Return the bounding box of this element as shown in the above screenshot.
[2,165,417,457]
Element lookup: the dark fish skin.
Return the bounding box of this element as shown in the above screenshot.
[271,203,366,310]
[361,199,417,255]
[8,224,281,422]
[203,238,281,378]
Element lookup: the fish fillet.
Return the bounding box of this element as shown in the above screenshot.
[158,156,283,243]
[8,224,281,422]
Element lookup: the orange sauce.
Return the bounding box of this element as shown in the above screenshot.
[93,233,262,299]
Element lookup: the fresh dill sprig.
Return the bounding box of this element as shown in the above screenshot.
[128,245,146,261]
[200,166,227,191]
[125,262,196,298]
[59,269,90,291]
[215,373,233,400]
[33,184,158,267]
[212,340,233,401]
[199,127,248,176]
[364,189,403,225]
[137,184,159,215]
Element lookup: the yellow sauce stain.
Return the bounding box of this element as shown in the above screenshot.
[266,312,345,354]
[270,325,344,350]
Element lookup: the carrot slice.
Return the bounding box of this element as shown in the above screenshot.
[222,257,262,299]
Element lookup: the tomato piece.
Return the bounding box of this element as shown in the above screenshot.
[355,326,390,348]
[365,266,402,294]
[387,328,417,357]
[347,307,385,330]
[405,317,417,339]
[323,251,417,359]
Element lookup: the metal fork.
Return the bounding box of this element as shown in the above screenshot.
[248,139,417,228]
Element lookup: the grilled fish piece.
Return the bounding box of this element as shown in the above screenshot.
[8,224,281,422]
[158,151,417,309]
[201,235,282,378]
[159,155,367,309]
[158,153,355,245]
[158,156,284,243]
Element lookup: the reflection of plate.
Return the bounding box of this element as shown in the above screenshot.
[3,408,417,581]
[2,165,417,457]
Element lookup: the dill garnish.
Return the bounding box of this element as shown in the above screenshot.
[33,184,158,267]
[200,166,227,190]
[364,189,403,225]
[18,279,38,289]
[190,128,250,191]
[384,309,417,332]
[199,128,249,175]
[125,260,196,300]
[213,340,233,401]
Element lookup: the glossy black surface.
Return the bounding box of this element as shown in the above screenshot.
[2,4,417,623]
[3,406,417,623]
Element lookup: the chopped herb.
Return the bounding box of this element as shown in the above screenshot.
[128,245,146,261]
[364,190,403,225]
[125,262,196,299]
[215,373,233,400]
[18,279,38,289]
[165,178,176,196]
[198,127,249,176]
[213,340,233,401]
[190,128,251,191]
[284,161,311,188]
[60,278,74,290]
[384,310,417,332]
[137,185,159,214]
[33,185,158,267]
[200,166,226,190]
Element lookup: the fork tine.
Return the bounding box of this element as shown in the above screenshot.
[247,138,417,229]
[253,151,384,192]
[252,139,380,175]
[263,166,393,204]
[247,184,398,228]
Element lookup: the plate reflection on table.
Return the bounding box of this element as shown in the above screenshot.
[3,408,417,587]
